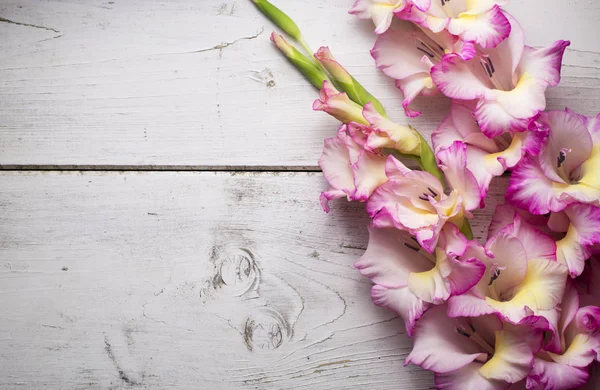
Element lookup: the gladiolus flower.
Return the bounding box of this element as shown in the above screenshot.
[356,224,485,335]
[371,22,476,117]
[507,109,600,214]
[395,1,512,48]
[527,284,600,389]
[406,305,535,388]
[318,124,387,212]
[431,15,569,137]
[349,0,431,35]
[448,209,568,325]
[433,100,547,202]
[313,81,422,156]
[367,145,480,252]
[314,46,387,116]
[489,204,600,279]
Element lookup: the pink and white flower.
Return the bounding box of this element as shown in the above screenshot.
[448,209,568,326]
[349,0,431,34]
[313,81,422,156]
[490,204,600,279]
[527,284,600,389]
[318,124,388,212]
[551,204,600,278]
[366,149,480,252]
[406,305,535,389]
[507,109,600,214]
[431,14,570,137]
[395,0,512,48]
[371,21,475,117]
[433,100,547,202]
[313,80,369,125]
[356,224,485,335]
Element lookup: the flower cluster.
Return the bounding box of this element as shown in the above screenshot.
[253,0,600,388]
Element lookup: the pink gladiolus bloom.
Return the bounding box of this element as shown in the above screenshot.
[349,0,431,34]
[433,100,547,202]
[356,224,484,335]
[527,284,600,389]
[313,80,368,125]
[371,22,476,117]
[395,1,512,48]
[448,209,568,326]
[367,145,480,252]
[406,305,535,388]
[313,81,422,156]
[507,109,600,215]
[318,124,388,212]
[431,14,569,137]
[490,204,600,279]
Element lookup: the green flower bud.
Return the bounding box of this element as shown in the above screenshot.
[271,33,330,90]
[252,0,302,42]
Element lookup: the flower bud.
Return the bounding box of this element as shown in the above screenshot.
[271,33,330,90]
[315,46,387,116]
[252,0,302,42]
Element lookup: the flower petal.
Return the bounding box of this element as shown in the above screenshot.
[474,99,534,138]
[405,305,488,374]
[349,0,400,34]
[351,149,388,201]
[548,332,600,368]
[371,23,439,81]
[318,132,354,211]
[485,227,529,293]
[355,226,431,288]
[431,54,488,101]
[527,357,589,390]
[370,284,430,336]
[313,81,367,124]
[409,246,485,304]
[437,141,482,211]
[558,204,600,277]
[507,214,557,262]
[448,6,511,48]
[479,330,533,383]
[518,40,570,88]
[538,109,592,182]
[448,292,497,318]
[362,103,421,155]
[396,74,437,117]
[486,258,568,323]
[507,156,570,214]
[436,363,509,390]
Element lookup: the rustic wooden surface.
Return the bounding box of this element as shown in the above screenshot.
[1,0,599,168]
[0,0,599,389]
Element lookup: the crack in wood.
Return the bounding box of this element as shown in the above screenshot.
[0,17,60,33]
[186,28,264,54]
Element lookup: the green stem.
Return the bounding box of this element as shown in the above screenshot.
[459,219,474,240]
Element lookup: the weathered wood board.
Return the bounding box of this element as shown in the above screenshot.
[0,172,510,389]
[0,0,599,168]
[1,0,600,389]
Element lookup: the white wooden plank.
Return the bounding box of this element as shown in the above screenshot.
[0,171,510,389]
[1,0,599,167]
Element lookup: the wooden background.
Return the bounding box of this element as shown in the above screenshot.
[0,1,598,389]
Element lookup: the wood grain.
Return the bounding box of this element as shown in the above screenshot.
[0,171,510,389]
[0,0,599,168]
